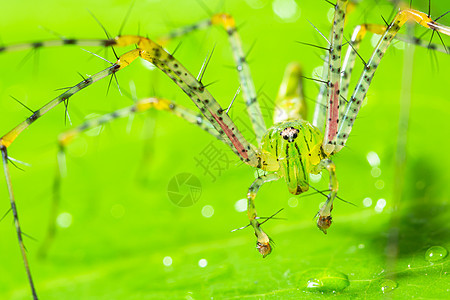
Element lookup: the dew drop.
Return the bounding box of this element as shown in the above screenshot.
[201,205,214,218]
[272,0,301,23]
[300,269,349,293]
[363,197,372,207]
[163,256,173,267]
[56,212,73,228]
[366,151,380,167]
[425,246,448,262]
[380,279,398,293]
[234,199,247,212]
[198,258,208,268]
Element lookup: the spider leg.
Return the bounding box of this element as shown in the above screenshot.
[339,24,386,121]
[312,159,338,234]
[159,14,267,143]
[312,0,351,136]
[247,173,280,257]
[1,146,38,299]
[340,23,449,120]
[322,0,349,156]
[38,97,222,257]
[0,39,115,54]
[335,9,450,154]
[1,35,264,296]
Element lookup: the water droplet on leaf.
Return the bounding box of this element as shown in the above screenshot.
[380,279,397,293]
[425,246,448,262]
[300,269,349,293]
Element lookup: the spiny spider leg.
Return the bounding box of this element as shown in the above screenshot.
[340,22,449,122]
[0,146,38,300]
[246,173,280,257]
[335,9,450,153]
[312,0,349,137]
[1,34,262,298]
[322,0,348,155]
[312,159,338,233]
[0,65,123,300]
[0,65,119,148]
[38,97,222,257]
[110,36,260,165]
[312,4,449,131]
[159,13,267,143]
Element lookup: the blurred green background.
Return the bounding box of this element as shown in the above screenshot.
[0,0,449,299]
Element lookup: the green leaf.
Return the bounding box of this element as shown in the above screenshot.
[0,0,449,299]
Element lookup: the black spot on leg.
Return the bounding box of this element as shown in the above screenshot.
[227,28,236,35]
[392,23,400,31]
[79,123,90,131]
[26,110,41,125]
[153,48,161,58]
[32,42,43,49]
[103,40,116,47]
[112,64,121,73]
[77,77,93,88]
[63,39,77,45]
